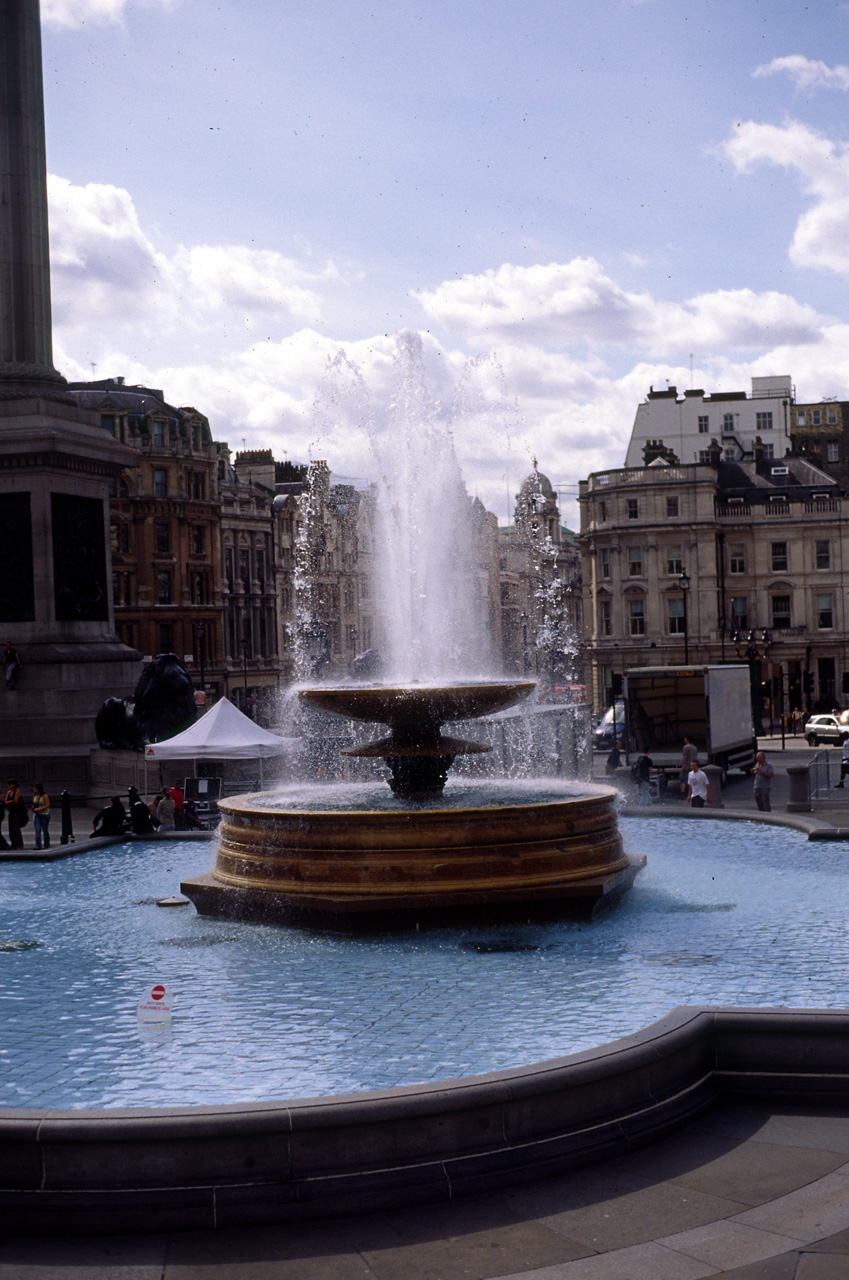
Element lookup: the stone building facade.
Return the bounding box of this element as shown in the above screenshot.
[580,449,846,725]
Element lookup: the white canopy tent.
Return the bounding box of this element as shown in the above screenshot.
[144,696,300,790]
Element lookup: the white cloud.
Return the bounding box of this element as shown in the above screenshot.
[47,175,335,347]
[416,258,824,352]
[724,119,849,275]
[42,0,175,28]
[753,56,849,92]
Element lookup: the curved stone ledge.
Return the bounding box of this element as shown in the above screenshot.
[4,1006,849,1235]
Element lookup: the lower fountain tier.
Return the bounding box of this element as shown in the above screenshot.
[181,786,644,930]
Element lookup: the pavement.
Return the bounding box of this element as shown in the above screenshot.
[4,747,849,1277]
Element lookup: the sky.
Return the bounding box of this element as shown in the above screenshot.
[37,0,849,527]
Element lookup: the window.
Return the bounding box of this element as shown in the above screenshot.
[192,573,206,605]
[697,415,709,434]
[112,571,132,606]
[816,539,831,570]
[817,593,834,629]
[110,523,129,554]
[756,411,773,431]
[224,547,234,585]
[257,550,265,586]
[797,410,807,426]
[627,498,639,520]
[667,597,685,634]
[159,624,173,653]
[101,414,115,436]
[629,598,645,636]
[722,413,735,434]
[772,596,791,629]
[597,474,610,486]
[763,442,774,459]
[153,468,167,498]
[813,409,822,426]
[627,547,643,576]
[153,420,165,447]
[828,442,839,463]
[729,543,745,574]
[666,496,679,518]
[600,599,612,636]
[157,571,171,605]
[192,526,204,555]
[191,472,206,500]
[599,547,610,579]
[771,542,788,572]
[724,448,736,461]
[598,500,607,522]
[698,449,710,464]
[730,597,748,632]
[155,523,170,554]
[828,407,838,425]
[666,544,683,575]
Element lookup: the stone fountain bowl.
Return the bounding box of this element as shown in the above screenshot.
[297,679,537,727]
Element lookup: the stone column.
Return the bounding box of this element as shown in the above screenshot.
[0,0,66,396]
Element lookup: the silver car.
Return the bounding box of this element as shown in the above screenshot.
[804,714,849,746]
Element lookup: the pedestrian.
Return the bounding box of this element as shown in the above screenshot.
[751,751,774,812]
[4,779,24,848]
[836,737,849,787]
[3,641,22,691]
[31,782,50,849]
[169,780,185,830]
[680,735,698,794]
[605,740,622,775]
[154,786,176,832]
[91,796,127,838]
[636,746,653,806]
[686,758,712,809]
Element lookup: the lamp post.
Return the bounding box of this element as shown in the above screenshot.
[241,632,250,717]
[679,570,691,663]
[197,622,206,698]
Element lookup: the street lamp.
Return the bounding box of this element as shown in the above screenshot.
[679,570,691,663]
[241,632,250,717]
[197,621,206,697]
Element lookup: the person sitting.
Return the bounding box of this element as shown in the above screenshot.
[127,787,156,835]
[91,797,127,838]
[183,798,205,830]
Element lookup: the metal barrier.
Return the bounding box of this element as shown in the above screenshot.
[808,750,834,799]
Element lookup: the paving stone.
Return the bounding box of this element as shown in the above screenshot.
[795,1253,849,1278]
[804,1224,849,1253]
[509,1182,747,1254]
[0,1234,166,1280]
[669,1141,847,1207]
[490,1240,715,1279]
[163,1222,378,1280]
[734,1170,849,1242]
[657,1219,805,1270]
[750,1113,849,1156]
[699,1254,799,1279]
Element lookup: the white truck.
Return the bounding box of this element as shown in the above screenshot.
[624,665,758,786]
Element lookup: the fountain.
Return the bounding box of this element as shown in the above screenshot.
[182,335,642,929]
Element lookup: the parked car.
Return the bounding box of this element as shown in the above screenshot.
[592,703,625,751]
[804,714,849,746]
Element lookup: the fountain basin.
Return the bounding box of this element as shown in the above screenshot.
[181,781,643,930]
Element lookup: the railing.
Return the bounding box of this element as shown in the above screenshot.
[803,500,840,515]
[765,502,790,516]
[715,503,751,517]
[808,749,834,799]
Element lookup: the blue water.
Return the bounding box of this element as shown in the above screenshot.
[0,818,846,1109]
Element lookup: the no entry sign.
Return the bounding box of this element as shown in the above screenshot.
[137,981,173,1024]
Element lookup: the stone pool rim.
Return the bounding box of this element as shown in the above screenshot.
[4,809,849,1235]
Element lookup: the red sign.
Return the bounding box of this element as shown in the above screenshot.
[151,985,166,1001]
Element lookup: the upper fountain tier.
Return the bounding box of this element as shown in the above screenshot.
[298,680,536,729]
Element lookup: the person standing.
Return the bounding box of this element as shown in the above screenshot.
[686,759,712,808]
[752,751,774,812]
[605,740,622,775]
[636,746,653,806]
[3,642,22,691]
[836,737,849,787]
[31,782,50,849]
[154,786,176,832]
[169,780,185,830]
[680,735,698,793]
[4,779,24,849]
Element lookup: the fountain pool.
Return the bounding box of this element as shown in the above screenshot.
[1,816,846,1111]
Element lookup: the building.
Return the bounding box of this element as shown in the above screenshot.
[580,447,846,726]
[625,376,795,468]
